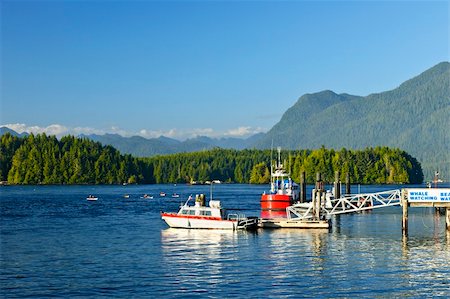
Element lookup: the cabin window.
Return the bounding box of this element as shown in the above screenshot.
[200,211,212,216]
[189,210,196,215]
[181,210,189,215]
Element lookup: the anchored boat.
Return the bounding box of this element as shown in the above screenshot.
[86,195,98,201]
[260,147,299,218]
[161,194,258,230]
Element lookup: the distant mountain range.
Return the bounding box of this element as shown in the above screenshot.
[2,62,448,180]
[253,61,450,180]
[0,126,263,156]
[80,133,265,157]
[0,127,28,138]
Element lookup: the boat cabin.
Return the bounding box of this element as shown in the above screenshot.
[178,199,225,218]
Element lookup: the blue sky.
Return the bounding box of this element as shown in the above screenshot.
[1,0,448,139]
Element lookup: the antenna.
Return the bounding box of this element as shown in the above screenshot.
[277,146,281,168]
[288,152,292,175]
[210,181,213,201]
[271,139,274,174]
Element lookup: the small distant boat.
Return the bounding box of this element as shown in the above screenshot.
[171,193,180,198]
[142,194,153,199]
[161,194,258,230]
[160,192,166,197]
[124,194,130,198]
[87,195,98,201]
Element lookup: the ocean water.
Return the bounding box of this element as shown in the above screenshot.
[1,184,449,298]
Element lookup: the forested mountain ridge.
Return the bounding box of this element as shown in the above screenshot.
[253,62,450,180]
[2,63,447,180]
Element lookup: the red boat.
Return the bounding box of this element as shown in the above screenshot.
[261,147,299,218]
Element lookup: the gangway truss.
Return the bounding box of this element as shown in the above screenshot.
[287,189,402,221]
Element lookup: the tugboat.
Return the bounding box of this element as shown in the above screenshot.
[260,147,299,218]
[161,194,258,230]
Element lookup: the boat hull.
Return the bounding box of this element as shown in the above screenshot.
[161,213,237,229]
[260,194,293,218]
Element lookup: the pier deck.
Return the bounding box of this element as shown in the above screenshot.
[259,218,330,229]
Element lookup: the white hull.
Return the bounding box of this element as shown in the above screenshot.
[162,215,237,230]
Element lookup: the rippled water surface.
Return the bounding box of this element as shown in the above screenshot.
[1,184,449,297]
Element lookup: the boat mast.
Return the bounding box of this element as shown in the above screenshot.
[277,147,281,169]
[210,181,213,201]
[270,140,274,178]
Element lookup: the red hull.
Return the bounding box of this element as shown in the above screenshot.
[260,194,293,218]
[261,194,292,210]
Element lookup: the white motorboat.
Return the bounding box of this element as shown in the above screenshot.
[161,194,258,230]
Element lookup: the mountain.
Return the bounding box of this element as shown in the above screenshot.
[84,133,263,157]
[0,127,264,157]
[0,127,28,138]
[253,62,450,180]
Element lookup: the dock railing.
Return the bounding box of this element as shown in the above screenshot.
[327,189,401,215]
[287,189,402,220]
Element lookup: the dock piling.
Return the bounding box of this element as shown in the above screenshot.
[300,171,306,203]
[401,189,408,235]
[334,171,341,199]
[447,208,450,231]
[345,172,351,195]
[402,200,408,235]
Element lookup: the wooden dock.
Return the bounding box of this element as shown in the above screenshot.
[259,218,330,229]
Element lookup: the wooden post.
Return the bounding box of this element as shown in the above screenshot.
[402,233,408,257]
[402,201,408,234]
[316,189,321,220]
[334,171,340,199]
[300,171,306,203]
[345,172,351,195]
[312,189,317,220]
[402,190,408,235]
[316,172,322,190]
[315,173,323,220]
[446,208,450,231]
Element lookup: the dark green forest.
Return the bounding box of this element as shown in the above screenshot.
[1,133,423,185]
[1,133,145,184]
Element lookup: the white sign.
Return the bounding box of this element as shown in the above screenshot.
[406,188,450,202]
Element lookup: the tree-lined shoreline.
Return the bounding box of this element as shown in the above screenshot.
[1,133,423,185]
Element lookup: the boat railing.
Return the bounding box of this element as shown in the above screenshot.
[228,214,258,229]
[227,213,247,221]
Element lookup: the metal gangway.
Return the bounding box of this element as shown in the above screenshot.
[287,189,402,221]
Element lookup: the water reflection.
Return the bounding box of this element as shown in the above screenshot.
[254,229,330,292]
[401,238,450,296]
[159,229,259,296]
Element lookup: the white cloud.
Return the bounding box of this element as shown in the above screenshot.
[138,128,177,139]
[224,126,265,137]
[72,126,107,136]
[138,128,216,140]
[1,123,266,140]
[190,128,214,137]
[3,123,69,136]
[2,123,28,133]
